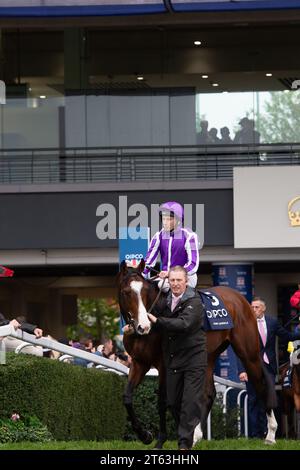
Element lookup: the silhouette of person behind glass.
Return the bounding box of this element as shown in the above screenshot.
[220,126,233,144]
[234,117,260,145]
[197,120,214,145]
[208,128,221,144]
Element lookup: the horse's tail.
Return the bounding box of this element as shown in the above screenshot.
[261,360,277,410]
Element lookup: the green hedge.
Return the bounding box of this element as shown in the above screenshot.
[0,353,127,441]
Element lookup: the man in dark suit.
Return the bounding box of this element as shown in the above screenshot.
[147,265,207,450]
[239,296,300,438]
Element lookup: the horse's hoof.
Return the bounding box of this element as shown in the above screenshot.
[141,430,153,445]
[153,442,163,450]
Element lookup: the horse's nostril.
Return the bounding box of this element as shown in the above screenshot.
[137,325,144,334]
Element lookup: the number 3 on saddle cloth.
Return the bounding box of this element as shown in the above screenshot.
[198,290,234,331]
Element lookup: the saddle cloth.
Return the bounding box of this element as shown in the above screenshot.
[198,290,234,331]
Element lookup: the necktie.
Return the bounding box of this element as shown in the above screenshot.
[171,296,180,312]
[257,319,269,364]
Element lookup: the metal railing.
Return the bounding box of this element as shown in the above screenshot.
[0,143,299,184]
[207,376,248,440]
[0,325,129,374]
[0,324,160,377]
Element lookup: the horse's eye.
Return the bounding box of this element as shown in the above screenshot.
[123,287,131,294]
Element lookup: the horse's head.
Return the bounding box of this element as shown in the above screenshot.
[118,259,155,336]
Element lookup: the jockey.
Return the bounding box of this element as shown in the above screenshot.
[143,201,200,291]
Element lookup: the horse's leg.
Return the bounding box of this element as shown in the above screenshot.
[154,364,167,449]
[124,360,153,445]
[232,338,277,444]
[264,409,278,445]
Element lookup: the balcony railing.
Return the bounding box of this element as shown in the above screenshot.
[0,143,299,184]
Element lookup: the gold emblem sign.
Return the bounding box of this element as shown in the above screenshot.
[288,196,300,227]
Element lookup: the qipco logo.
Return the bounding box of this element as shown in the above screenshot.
[0,80,6,105]
[125,253,144,260]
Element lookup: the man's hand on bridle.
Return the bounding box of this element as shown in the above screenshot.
[147,313,157,324]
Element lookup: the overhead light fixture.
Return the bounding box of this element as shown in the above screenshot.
[39,95,46,99]
[194,40,202,46]
[212,83,219,87]
[202,75,208,79]
[137,76,144,81]
[266,73,273,77]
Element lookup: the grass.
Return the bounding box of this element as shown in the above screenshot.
[0,438,300,450]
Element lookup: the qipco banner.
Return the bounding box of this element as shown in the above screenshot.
[212,263,253,303]
[119,227,149,267]
[213,263,253,382]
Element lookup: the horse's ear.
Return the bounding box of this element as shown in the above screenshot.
[120,260,128,273]
[137,259,145,273]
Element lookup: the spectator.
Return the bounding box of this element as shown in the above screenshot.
[197,120,213,145]
[115,352,132,368]
[238,296,300,438]
[0,313,43,356]
[71,336,96,367]
[234,117,260,145]
[208,128,221,144]
[220,126,233,144]
[97,337,116,360]
[290,284,300,309]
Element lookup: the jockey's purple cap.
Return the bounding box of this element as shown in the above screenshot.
[158,201,184,221]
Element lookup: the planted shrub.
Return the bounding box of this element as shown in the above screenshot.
[0,413,53,443]
[0,353,127,441]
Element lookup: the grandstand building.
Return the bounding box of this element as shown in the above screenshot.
[0,1,300,348]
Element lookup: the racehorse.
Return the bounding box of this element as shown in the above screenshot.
[117,260,278,448]
[280,341,300,438]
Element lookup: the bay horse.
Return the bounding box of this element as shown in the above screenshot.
[118,260,277,448]
[280,341,300,438]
